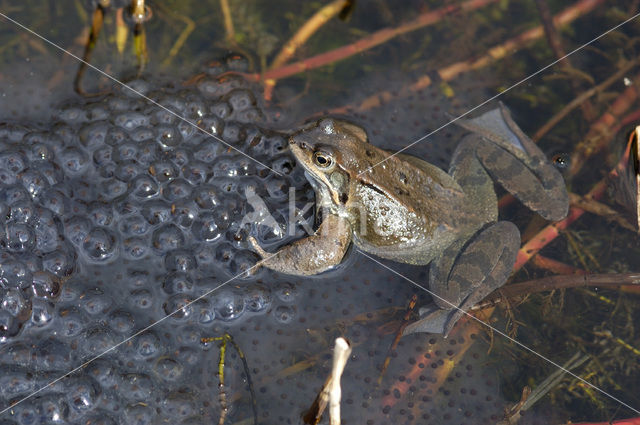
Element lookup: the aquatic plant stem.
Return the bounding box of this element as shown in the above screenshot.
[330,0,605,114]
[515,116,635,271]
[265,0,352,100]
[251,0,499,84]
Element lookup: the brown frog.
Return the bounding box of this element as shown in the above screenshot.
[249,104,569,335]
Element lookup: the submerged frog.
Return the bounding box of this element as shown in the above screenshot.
[249,104,569,335]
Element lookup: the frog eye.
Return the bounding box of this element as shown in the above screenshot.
[313,151,333,168]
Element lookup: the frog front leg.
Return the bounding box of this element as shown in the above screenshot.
[248,213,352,276]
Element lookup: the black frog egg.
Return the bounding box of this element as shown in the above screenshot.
[168,148,190,168]
[1,288,31,319]
[33,208,64,253]
[30,298,55,328]
[24,139,56,163]
[119,215,150,236]
[81,325,117,356]
[156,124,183,149]
[42,244,76,278]
[171,202,198,229]
[65,377,101,415]
[163,294,195,320]
[152,224,185,254]
[79,120,110,149]
[194,299,215,325]
[58,146,89,176]
[122,237,150,260]
[29,270,61,299]
[105,126,129,146]
[0,150,28,176]
[57,103,89,124]
[153,357,184,382]
[193,139,224,164]
[273,305,296,324]
[149,160,179,183]
[107,309,135,334]
[5,199,36,224]
[130,174,159,200]
[99,178,128,200]
[212,289,245,321]
[113,141,139,162]
[39,188,68,216]
[230,250,260,279]
[163,178,192,202]
[88,202,114,227]
[64,215,92,246]
[57,307,86,337]
[243,283,272,313]
[141,200,172,225]
[164,250,196,273]
[19,168,49,199]
[129,289,154,310]
[191,212,221,243]
[82,227,118,262]
[114,112,149,131]
[79,288,112,316]
[92,145,113,167]
[162,272,195,294]
[3,222,36,253]
[115,160,141,182]
[133,331,163,360]
[0,257,32,289]
[0,310,21,340]
[2,184,30,205]
[192,185,220,209]
[274,281,298,303]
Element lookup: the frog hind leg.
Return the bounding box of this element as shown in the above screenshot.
[248,213,352,276]
[456,104,569,221]
[428,221,520,336]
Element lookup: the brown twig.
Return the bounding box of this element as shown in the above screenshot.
[377,294,417,384]
[74,5,110,97]
[535,0,596,121]
[269,0,351,71]
[247,0,500,84]
[329,0,606,114]
[479,273,640,308]
[532,57,639,141]
[219,0,235,44]
[264,0,352,100]
[569,74,640,177]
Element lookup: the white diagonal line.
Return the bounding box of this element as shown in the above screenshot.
[358,10,640,177]
[359,251,640,415]
[0,11,283,177]
[0,251,279,415]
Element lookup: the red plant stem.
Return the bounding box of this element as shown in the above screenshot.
[330,0,605,114]
[514,130,633,271]
[250,0,500,83]
[569,81,640,177]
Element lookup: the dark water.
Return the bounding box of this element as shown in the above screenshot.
[0,1,639,424]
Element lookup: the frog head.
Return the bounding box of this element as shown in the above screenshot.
[289,118,368,207]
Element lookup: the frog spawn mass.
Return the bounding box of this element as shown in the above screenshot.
[0,69,319,424]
